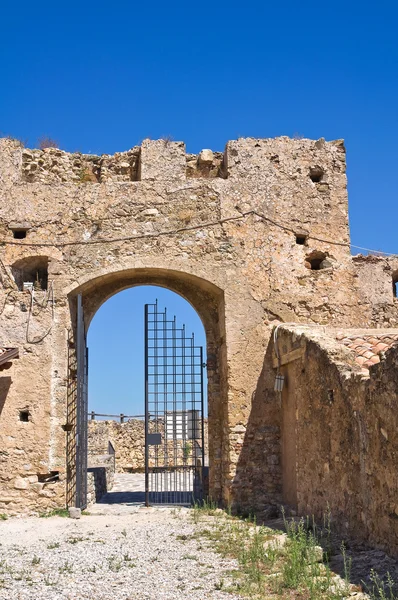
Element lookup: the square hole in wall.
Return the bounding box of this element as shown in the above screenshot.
[13,230,27,239]
[12,256,48,291]
[38,471,60,483]
[295,235,307,245]
[19,411,30,422]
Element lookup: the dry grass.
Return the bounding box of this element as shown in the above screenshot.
[191,503,397,600]
[38,136,58,150]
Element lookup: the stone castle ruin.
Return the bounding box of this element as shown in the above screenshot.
[0,136,397,555]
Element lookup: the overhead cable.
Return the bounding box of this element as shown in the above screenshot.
[0,210,396,257]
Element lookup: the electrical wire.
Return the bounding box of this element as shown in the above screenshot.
[0,209,396,256]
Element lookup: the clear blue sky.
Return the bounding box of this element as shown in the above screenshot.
[2,0,397,412]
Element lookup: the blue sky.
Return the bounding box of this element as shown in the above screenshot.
[87,287,207,415]
[2,0,397,412]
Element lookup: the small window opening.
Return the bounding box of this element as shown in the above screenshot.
[19,411,30,422]
[13,230,27,239]
[309,166,324,183]
[305,251,328,271]
[11,256,49,291]
[295,234,307,245]
[393,270,398,298]
[38,471,60,483]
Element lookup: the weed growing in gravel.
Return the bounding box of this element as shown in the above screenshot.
[182,554,197,560]
[59,561,73,574]
[214,578,225,590]
[39,508,69,518]
[12,570,26,581]
[0,514,8,520]
[192,498,219,523]
[67,536,85,544]
[108,555,123,572]
[193,505,360,600]
[44,574,59,586]
[277,518,352,600]
[121,528,127,537]
[31,556,41,565]
[47,542,60,549]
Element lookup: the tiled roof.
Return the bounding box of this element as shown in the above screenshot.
[0,347,19,369]
[335,333,398,374]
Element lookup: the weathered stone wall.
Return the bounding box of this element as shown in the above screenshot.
[87,453,115,505]
[88,419,208,472]
[271,326,398,556]
[0,135,397,518]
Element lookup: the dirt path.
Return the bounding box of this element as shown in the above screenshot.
[0,508,242,600]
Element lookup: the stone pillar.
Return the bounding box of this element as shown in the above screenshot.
[139,139,186,181]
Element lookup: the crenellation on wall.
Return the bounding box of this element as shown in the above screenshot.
[139,138,186,181]
[186,150,226,179]
[21,146,141,184]
[224,136,346,181]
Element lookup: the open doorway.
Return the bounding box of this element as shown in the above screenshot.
[85,286,208,508]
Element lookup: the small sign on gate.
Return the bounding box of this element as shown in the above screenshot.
[147,433,162,445]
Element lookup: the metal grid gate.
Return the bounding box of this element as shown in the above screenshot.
[145,300,205,505]
[75,295,88,509]
[66,294,88,509]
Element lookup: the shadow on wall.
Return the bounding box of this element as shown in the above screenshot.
[0,376,12,417]
[87,466,108,503]
[231,340,282,515]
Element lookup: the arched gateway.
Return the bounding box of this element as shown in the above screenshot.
[66,268,225,508]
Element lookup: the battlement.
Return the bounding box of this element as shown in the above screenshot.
[0,136,346,185]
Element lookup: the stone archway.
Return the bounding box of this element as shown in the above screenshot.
[66,267,228,506]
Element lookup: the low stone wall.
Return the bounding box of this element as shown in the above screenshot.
[88,419,208,473]
[87,453,115,505]
[0,468,66,516]
[274,327,398,557]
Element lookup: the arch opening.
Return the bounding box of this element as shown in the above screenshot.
[11,256,48,291]
[67,268,226,510]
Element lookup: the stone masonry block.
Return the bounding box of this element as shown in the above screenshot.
[139,139,186,181]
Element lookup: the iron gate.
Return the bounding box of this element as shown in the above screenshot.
[66,294,88,509]
[144,300,206,505]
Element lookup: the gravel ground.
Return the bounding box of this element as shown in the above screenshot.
[0,508,243,600]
